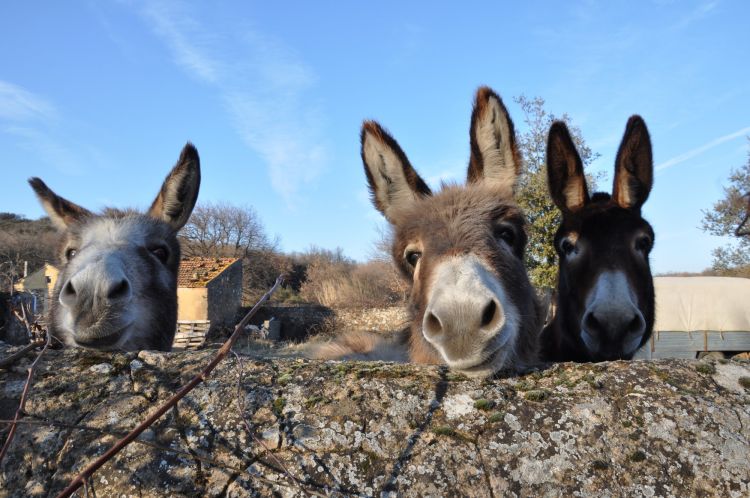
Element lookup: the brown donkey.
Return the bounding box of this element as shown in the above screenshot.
[541,117,655,362]
[312,88,541,376]
[29,144,201,351]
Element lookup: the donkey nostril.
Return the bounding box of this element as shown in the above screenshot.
[626,315,643,335]
[424,312,443,337]
[59,280,77,308]
[107,279,131,301]
[480,300,497,329]
[584,312,603,336]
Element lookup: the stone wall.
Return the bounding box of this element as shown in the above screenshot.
[0,343,748,497]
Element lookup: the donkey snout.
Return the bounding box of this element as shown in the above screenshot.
[423,297,504,342]
[581,306,646,356]
[59,268,133,311]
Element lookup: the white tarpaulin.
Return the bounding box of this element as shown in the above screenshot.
[654,276,750,332]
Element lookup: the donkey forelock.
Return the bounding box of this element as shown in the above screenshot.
[29,143,200,351]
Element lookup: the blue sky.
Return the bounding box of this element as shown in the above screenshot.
[1,1,748,273]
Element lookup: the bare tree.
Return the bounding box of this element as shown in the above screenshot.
[179,202,288,303]
[180,202,272,258]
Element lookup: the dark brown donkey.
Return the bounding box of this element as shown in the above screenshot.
[311,87,541,376]
[28,144,201,351]
[541,117,655,362]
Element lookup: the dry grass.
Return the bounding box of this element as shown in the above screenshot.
[300,259,406,308]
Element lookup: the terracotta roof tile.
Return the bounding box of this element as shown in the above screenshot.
[177,257,239,288]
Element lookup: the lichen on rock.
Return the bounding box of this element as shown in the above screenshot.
[0,343,749,497]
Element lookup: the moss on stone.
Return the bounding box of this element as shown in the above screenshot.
[474,399,495,411]
[433,426,456,437]
[695,363,716,375]
[487,412,505,423]
[304,395,327,409]
[272,397,286,417]
[524,389,550,402]
[446,372,468,382]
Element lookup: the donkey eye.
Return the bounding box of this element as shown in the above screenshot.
[635,234,652,253]
[405,251,422,267]
[559,237,577,257]
[149,245,170,263]
[494,226,516,246]
[65,248,77,260]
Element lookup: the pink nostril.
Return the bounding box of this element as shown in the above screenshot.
[424,311,443,338]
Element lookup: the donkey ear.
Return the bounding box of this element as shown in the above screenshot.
[546,121,589,213]
[467,86,521,195]
[28,178,92,230]
[613,115,652,210]
[361,121,431,222]
[148,142,201,231]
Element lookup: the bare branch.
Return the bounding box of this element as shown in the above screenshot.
[735,192,750,237]
[56,276,284,498]
[0,417,334,496]
[0,339,44,369]
[0,328,50,464]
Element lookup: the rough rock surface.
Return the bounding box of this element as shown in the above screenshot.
[0,342,749,497]
[332,307,410,335]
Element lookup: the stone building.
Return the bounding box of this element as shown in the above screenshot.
[176,257,242,334]
[12,263,59,316]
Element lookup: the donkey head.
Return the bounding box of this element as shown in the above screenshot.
[361,87,539,376]
[546,117,655,361]
[29,144,200,351]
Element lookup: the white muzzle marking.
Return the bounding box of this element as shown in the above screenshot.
[421,255,519,373]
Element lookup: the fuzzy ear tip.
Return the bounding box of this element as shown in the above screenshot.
[28,177,47,194]
[180,142,200,164]
[549,120,569,135]
[361,120,381,137]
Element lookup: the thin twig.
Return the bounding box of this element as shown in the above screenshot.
[0,417,332,496]
[0,339,44,369]
[56,276,284,498]
[736,192,750,237]
[0,328,50,464]
[231,350,302,491]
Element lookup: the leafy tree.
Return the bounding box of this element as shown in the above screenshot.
[514,96,600,289]
[700,141,750,277]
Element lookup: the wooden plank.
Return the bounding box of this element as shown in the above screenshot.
[172,320,211,350]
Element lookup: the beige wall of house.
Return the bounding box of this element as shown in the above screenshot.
[14,264,59,295]
[13,264,59,315]
[177,287,208,321]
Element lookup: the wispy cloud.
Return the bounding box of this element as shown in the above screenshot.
[134,1,327,205]
[670,0,719,31]
[655,125,750,172]
[0,80,58,122]
[0,80,97,175]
